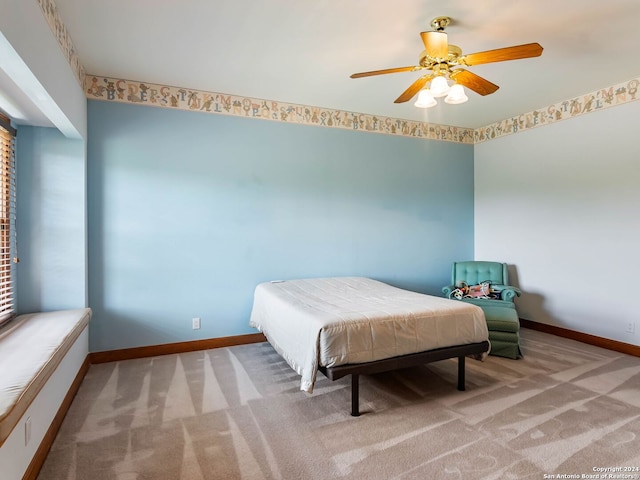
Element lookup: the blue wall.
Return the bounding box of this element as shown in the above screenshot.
[87,100,474,352]
[16,126,87,313]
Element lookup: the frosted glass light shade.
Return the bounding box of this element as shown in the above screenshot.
[444,84,468,104]
[429,75,450,97]
[414,89,437,108]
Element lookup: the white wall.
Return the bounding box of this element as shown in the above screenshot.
[475,101,640,346]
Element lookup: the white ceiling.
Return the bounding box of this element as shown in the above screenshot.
[10,0,640,129]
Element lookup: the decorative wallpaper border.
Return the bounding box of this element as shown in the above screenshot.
[475,76,640,143]
[37,0,85,88]
[85,74,640,145]
[84,76,475,144]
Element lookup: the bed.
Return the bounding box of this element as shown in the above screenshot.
[249,276,490,416]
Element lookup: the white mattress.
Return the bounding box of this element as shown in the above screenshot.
[249,277,488,393]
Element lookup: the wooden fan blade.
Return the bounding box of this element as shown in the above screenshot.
[450,69,499,96]
[350,66,419,78]
[460,42,543,66]
[420,31,449,58]
[394,75,432,103]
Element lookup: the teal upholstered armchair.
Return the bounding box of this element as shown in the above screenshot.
[443,261,523,359]
[442,261,521,306]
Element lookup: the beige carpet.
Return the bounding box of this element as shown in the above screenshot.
[38,329,640,479]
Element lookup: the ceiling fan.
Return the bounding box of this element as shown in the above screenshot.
[350,16,543,106]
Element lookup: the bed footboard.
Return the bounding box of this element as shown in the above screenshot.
[319,341,489,416]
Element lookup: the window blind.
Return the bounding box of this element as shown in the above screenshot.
[0,113,17,326]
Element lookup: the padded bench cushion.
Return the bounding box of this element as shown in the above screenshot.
[0,308,91,445]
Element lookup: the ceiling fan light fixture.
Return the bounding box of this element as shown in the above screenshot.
[350,17,543,107]
[414,89,437,108]
[444,83,469,104]
[429,75,450,97]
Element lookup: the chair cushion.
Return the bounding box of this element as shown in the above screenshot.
[461,298,515,309]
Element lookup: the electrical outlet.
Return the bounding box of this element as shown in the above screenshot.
[25,416,31,446]
[626,321,635,334]
[192,317,201,330]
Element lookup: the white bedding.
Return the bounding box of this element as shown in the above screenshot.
[249,277,489,393]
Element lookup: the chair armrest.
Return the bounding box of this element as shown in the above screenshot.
[442,285,456,298]
[491,285,521,301]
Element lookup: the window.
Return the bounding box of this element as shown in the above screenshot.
[0,113,17,327]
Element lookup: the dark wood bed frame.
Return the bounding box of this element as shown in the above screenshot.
[318,341,490,416]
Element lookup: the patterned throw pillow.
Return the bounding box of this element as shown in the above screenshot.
[450,281,499,300]
[465,282,491,298]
